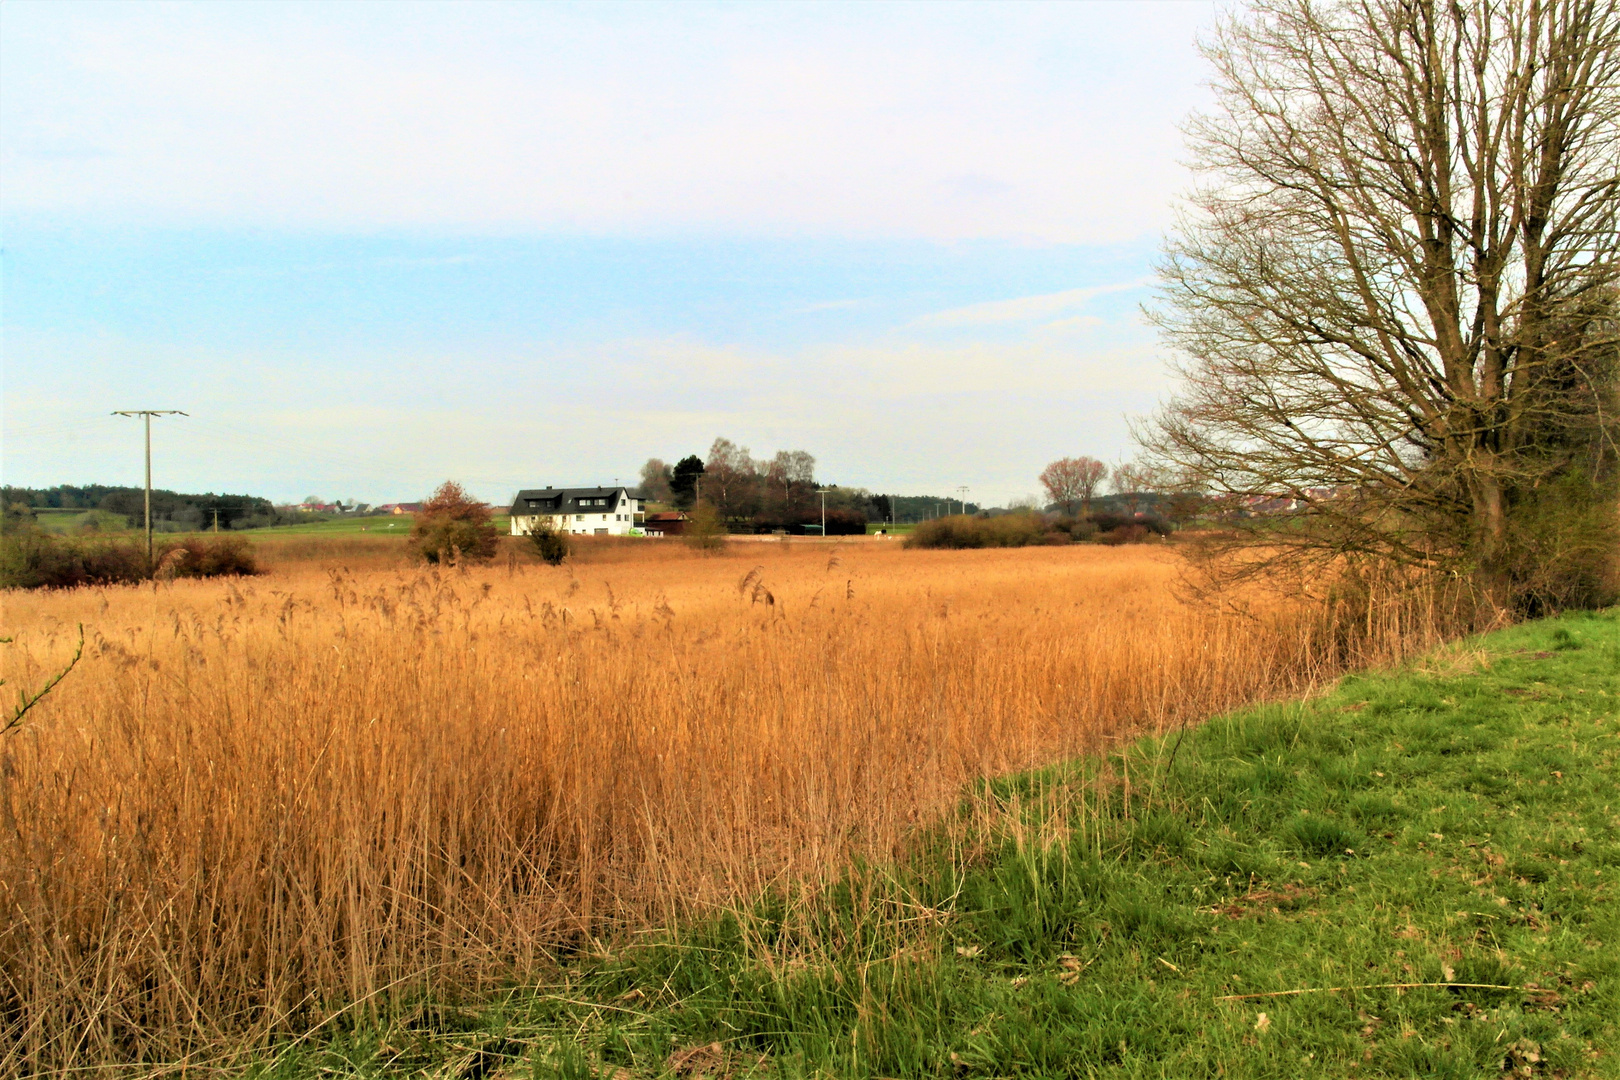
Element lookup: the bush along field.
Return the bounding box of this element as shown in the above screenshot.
[0,529,259,588]
[261,610,1620,1079]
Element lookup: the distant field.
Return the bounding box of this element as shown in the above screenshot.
[244,513,518,536]
[17,511,523,538]
[28,508,120,534]
[243,514,419,536]
[22,510,423,537]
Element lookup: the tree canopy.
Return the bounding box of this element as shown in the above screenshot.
[1144,0,1620,613]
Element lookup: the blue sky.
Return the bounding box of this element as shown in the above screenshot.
[2,1,1218,506]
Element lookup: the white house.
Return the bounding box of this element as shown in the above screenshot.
[509,486,644,537]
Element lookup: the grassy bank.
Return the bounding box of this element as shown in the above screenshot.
[274,610,1619,1079]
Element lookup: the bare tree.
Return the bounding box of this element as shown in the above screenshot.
[1109,461,1152,516]
[705,438,758,523]
[638,458,673,505]
[1139,462,1208,526]
[1039,456,1109,515]
[766,449,816,516]
[1143,0,1620,611]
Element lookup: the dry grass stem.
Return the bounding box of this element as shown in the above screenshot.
[0,542,1468,1069]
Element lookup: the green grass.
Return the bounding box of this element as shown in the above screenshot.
[247,515,513,536]
[265,612,1620,1078]
[19,511,460,538]
[28,508,126,534]
[242,515,419,536]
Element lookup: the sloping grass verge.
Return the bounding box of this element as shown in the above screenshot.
[267,611,1619,1078]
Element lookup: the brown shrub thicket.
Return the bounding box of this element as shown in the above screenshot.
[905,513,1062,549]
[1097,524,1152,546]
[905,513,1174,550]
[164,535,260,578]
[526,522,571,565]
[1,530,259,589]
[407,480,498,564]
[0,543,1480,1071]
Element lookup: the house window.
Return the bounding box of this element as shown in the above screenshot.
[575,514,583,521]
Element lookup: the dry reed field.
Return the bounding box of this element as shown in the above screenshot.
[1,539,1460,1071]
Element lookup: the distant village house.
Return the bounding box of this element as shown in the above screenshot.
[509,486,644,536]
[641,511,689,537]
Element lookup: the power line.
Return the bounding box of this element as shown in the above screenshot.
[111,410,187,570]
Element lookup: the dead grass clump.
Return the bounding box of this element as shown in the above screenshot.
[163,534,261,578]
[0,544,1468,1071]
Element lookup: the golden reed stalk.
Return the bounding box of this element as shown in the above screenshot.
[0,541,1463,1069]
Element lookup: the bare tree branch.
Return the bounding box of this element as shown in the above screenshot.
[1142,0,1620,612]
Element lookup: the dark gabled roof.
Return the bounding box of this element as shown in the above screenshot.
[508,486,641,516]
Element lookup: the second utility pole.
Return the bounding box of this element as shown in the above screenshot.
[112,409,187,571]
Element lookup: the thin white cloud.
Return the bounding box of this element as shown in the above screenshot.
[909,278,1156,328]
[373,254,480,269]
[1042,314,1106,332]
[791,299,870,314]
[0,3,1217,242]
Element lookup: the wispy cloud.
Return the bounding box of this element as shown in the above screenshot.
[0,5,1213,241]
[374,254,479,269]
[909,278,1155,328]
[791,298,870,314]
[1041,314,1106,332]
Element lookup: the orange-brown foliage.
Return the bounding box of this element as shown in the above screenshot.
[0,540,1460,1069]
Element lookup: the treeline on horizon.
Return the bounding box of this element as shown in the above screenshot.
[6,466,1164,539]
[636,439,1175,534]
[637,438,991,533]
[3,484,283,532]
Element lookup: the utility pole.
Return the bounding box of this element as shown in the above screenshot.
[817,487,829,537]
[212,509,221,533]
[112,410,187,570]
[956,485,970,516]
